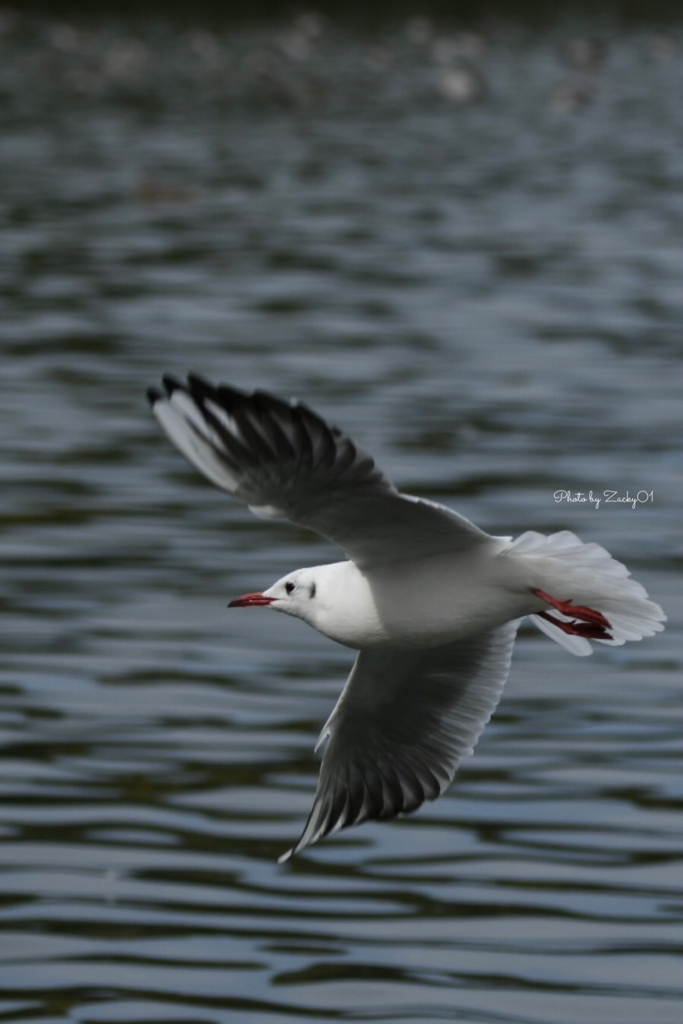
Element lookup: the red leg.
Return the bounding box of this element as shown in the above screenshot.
[531,588,612,630]
[538,610,613,641]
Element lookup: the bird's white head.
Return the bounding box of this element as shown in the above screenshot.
[228,567,321,626]
[228,560,378,649]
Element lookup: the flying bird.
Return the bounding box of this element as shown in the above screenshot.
[147,374,665,861]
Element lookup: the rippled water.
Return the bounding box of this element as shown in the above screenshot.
[1,12,681,1024]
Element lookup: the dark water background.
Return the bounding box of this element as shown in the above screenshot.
[1,11,681,1024]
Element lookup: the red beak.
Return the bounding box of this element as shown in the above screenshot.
[228,591,275,608]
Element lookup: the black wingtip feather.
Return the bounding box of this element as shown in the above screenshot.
[216,383,250,406]
[162,374,183,396]
[146,386,163,406]
[186,372,215,398]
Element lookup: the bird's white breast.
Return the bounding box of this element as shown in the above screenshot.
[312,542,534,651]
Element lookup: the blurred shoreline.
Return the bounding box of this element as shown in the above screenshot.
[6,0,683,27]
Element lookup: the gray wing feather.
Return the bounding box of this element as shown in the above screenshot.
[278,620,520,861]
[148,375,489,567]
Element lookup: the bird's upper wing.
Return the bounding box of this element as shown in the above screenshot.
[279,620,520,861]
[147,374,489,568]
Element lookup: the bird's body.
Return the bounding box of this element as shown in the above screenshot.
[266,542,536,650]
[147,374,666,860]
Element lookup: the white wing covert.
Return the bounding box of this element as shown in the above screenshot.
[279,620,520,861]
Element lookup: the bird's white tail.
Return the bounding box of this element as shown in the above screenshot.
[508,530,666,657]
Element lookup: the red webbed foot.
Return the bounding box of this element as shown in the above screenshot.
[537,610,613,641]
[531,588,613,640]
[531,588,612,629]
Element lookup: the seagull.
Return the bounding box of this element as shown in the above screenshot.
[147,374,666,861]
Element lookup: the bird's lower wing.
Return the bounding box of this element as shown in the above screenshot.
[279,620,520,861]
[148,375,489,567]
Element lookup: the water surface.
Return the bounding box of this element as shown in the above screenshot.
[0,14,681,1024]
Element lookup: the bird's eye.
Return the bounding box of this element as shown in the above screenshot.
[285,581,296,595]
